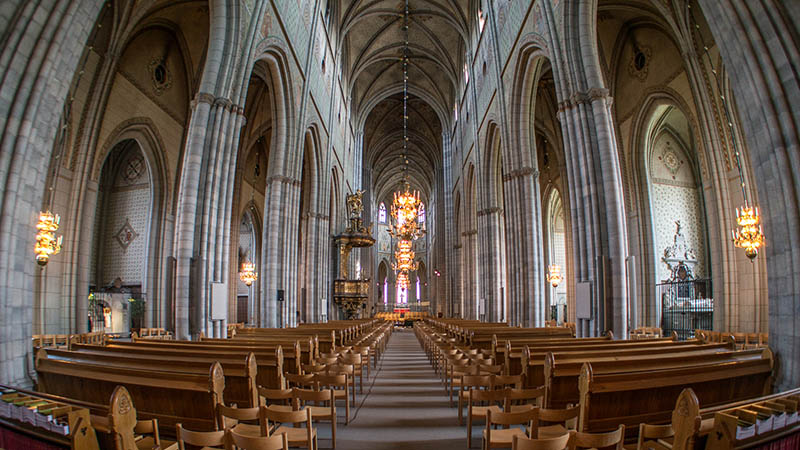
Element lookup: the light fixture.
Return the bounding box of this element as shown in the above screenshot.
[546,264,563,288]
[393,240,417,272]
[688,3,766,261]
[732,205,764,260]
[396,271,409,290]
[35,211,62,266]
[239,261,257,286]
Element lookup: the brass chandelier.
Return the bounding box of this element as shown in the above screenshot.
[35,211,62,266]
[391,0,425,293]
[689,3,765,260]
[239,261,257,286]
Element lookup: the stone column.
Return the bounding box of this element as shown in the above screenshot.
[557,89,629,338]
[698,0,800,390]
[0,0,105,384]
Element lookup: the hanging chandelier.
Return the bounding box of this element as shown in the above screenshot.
[393,240,417,272]
[688,3,765,261]
[396,271,409,290]
[239,261,257,286]
[35,211,62,266]
[546,264,563,288]
[732,205,764,260]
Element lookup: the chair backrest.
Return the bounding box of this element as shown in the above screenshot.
[488,405,539,427]
[314,373,348,390]
[175,423,226,450]
[512,432,571,450]
[505,387,546,409]
[319,356,339,365]
[636,423,673,450]
[478,363,504,375]
[258,387,294,407]
[340,353,361,365]
[493,374,524,389]
[227,428,289,450]
[285,373,316,388]
[462,374,493,390]
[216,403,262,432]
[260,405,313,437]
[470,387,510,408]
[538,405,579,428]
[570,425,626,449]
[133,418,160,447]
[293,387,335,407]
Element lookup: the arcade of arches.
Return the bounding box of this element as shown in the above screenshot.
[1,0,799,398]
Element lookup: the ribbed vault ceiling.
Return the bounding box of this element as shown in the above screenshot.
[341,0,468,204]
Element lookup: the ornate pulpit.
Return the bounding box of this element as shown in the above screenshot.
[333,190,375,319]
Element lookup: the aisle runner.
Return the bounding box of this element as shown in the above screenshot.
[335,329,465,450]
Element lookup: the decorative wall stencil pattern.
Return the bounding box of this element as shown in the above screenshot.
[659,146,684,177]
[115,219,139,250]
[652,184,706,280]
[123,155,145,182]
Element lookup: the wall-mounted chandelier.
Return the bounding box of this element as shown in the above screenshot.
[35,211,62,266]
[546,264,563,288]
[239,261,257,286]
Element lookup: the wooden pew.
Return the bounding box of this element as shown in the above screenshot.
[519,341,734,385]
[543,348,767,408]
[43,348,259,408]
[35,349,225,432]
[576,350,773,436]
[74,342,285,390]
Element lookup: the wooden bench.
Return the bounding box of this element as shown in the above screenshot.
[44,347,260,408]
[576,351,774,436]
[543,348,767,408]
[75,342,285,391]
[36,349,225,432]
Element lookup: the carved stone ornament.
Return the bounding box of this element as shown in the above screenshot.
[148,58,172,96]
[628,46,652,82]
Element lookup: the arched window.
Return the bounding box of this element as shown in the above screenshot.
[378,202,387,223]
[416,276,421,301]
[418,202,425,223]
[478,1,486,33]
[396,283,407,304]
[383,278,388,304]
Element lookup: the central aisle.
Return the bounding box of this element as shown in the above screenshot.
[336,329,466,450]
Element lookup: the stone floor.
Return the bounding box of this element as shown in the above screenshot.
[323,328,468,450]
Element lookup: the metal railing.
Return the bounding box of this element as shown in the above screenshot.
[659,278,712,340]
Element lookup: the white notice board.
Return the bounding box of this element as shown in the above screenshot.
[576,282,592,320]
[211,282,228,320]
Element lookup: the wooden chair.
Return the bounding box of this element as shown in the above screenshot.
[260,406,316,450]
[534,406,579,439]
[568,425,625,450]
[293,387,336,449]
[459,374,494,425]
[314,374,350,425]
[216,403,265,437]
[493,374,524,390]
[258,387,295,413]
[468,388,508,448]
[512,432,571,450]
[301,364,327,375]
[133,418,174,450]
[635,423,673,450]
[484,406,539,450]
[285,373,316,389]
[168,423,226,450]
[226,428,289,450]
[505,387,545,413]
[338,352,364,393]
[326,363,357,406]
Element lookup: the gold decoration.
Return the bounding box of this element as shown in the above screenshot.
[546,264,563,288]
[731,204,764,260]
[239,261,257,286]
[35,211,62,266]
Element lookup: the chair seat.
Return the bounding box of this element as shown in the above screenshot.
[537,424,568,439]
[471,405,502,418]
[267,404,294,413]
[274,425,317,446]
[307,405,334,418]
[482,428,527,446]
[231,423,263,437]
